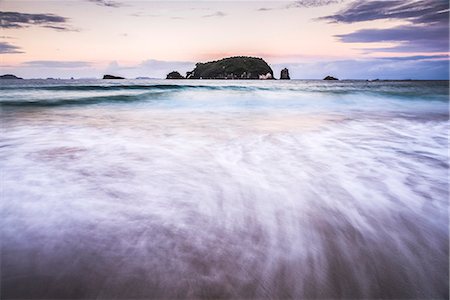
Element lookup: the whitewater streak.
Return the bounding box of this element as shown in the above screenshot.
[1,79,448,299]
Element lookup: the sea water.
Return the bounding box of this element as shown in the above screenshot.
[1,79,448,298]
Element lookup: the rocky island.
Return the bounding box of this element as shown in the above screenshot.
[168,56,276,80]
[323,75,339,80]
[166,71,184,79]
[0,74,23,80]
[280,68,290,80]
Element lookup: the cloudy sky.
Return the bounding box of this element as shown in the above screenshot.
[1,0,448,79]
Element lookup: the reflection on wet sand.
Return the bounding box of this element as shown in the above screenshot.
[1,105,448,299]
[1,80,448,299]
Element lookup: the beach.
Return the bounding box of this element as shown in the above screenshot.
[1,79,449,298]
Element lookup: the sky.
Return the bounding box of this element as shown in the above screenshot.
[1,0,449,79]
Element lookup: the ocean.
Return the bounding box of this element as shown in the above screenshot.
[1,79,449,299]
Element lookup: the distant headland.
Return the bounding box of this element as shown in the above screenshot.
[103,74,125,80]
[0,74,23,80]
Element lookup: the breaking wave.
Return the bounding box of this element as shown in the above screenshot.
[1,80,448,108]
[0,79,448,299]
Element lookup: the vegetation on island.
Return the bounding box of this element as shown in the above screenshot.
[167,56,275,80]
[166,71,185,79]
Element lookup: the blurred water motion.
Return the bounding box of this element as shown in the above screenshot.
[1,79,448,299]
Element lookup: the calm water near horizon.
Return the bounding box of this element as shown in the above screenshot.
[1,79,449,299]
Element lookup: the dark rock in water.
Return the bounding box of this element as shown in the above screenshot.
[103,74,125,79]
[0,74,23,80]
[280,68,290,80]
[166,71,185,79]
[323,76,339,80]
[184,56,274,80]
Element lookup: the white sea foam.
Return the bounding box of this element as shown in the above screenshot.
[0,80,448,298]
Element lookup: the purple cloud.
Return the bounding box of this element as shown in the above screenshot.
[259,0,342,11]
[318,0,449,54]
[87,0,124,8]
[273,57,449,79]
[0,11,71,31]
[202,11,226,18]
[377,55,449,61]
[23,61,92,68]
[288,0,343,8]
[319,0,449,24]
[0,41,23,54]
[337,23,449,52]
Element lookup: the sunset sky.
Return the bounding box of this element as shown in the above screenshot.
[1,0,449,79]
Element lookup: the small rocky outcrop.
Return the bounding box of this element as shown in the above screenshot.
[166,71,185,79]
[103,74,124,79]
[280,68,290,80]
[0,74,23,79]
[323,75,338,80]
